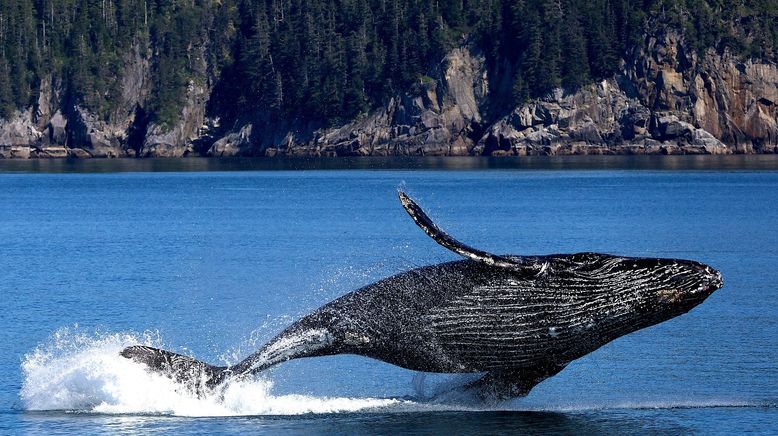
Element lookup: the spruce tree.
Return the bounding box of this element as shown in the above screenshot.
[0,56,15,118]
[561,2,590,90]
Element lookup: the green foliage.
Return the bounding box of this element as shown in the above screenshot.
[0,55,16,117]
[0,0,39,119]
[0,0,776,124]
[218,0,454,124]
[146,1,210,127]
[418,75,436,85]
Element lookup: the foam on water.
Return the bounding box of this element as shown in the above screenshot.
[20,328,406,417]
[20,328,765,417]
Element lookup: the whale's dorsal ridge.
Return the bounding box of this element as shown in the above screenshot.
[398,191,543,275]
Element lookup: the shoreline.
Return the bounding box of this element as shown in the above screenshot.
[2,154,778,173]
[1,143,776,161]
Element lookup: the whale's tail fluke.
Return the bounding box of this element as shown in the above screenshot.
[120,346,231,392]
[120,327,336,394]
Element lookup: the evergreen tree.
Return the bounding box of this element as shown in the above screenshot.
[519,6,543,99]
[561,2,590,90]
[240,6,274,109]
[540,0,563,91]
[0,55,15,118]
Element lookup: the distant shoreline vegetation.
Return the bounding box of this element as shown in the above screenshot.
[0,0,776,158]
[2,0,776,123]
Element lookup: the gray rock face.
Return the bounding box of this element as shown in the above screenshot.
[142,75,209,157]
[1,47,124,157]
[67,106,124,158]
[245,26,775,157]
[351,46,488,156]
[624,27,777,153]
[0,110,42,149]
[475,25,775,156]
[216,46,490,157]
[0,41,207,159]
[140,39,210,158]
[208,123,253,157]
[46,111,68,145]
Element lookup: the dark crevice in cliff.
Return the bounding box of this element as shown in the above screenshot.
[127,106,149,156]
[467,122,488,149]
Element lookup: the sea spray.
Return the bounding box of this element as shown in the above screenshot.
[20,328,406,416]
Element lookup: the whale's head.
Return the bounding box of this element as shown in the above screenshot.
[648,259,723,312]
[561,253,724,333]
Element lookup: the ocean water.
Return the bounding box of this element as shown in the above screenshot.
[1,157,777,434]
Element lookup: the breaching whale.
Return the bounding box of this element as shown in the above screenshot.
[121,192,723,399]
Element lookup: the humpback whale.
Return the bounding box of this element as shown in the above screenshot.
[121,192,723,399]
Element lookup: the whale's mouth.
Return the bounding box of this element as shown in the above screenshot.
[707,268,724,291]
[696,267,723,297]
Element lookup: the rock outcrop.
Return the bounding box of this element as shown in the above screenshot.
[66,106,124,158]
[141,42,210,158]
[141,81,208,158]
[208,47,489,157]
[0,41,210,159]
[626,28,778,153]
[477,80,730,156]
[0,110,42,156]
[477,27,776,156]
[208,123,253,157]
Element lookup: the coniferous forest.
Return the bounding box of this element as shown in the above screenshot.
[0,0,776,127]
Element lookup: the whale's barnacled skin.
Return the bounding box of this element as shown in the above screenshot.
[121,192,723,399]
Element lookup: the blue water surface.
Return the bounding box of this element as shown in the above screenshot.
[1,157,776,434]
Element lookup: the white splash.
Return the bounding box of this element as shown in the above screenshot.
[20,328,404,417]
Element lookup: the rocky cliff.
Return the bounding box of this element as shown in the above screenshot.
[0,40,211,159]
[209,47,489,158]
[478,27,777,156]
[1,26,776,158]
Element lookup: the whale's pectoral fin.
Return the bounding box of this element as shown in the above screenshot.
[121,345,230,390]
[465,364,566,401]
[399,191,546,275]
